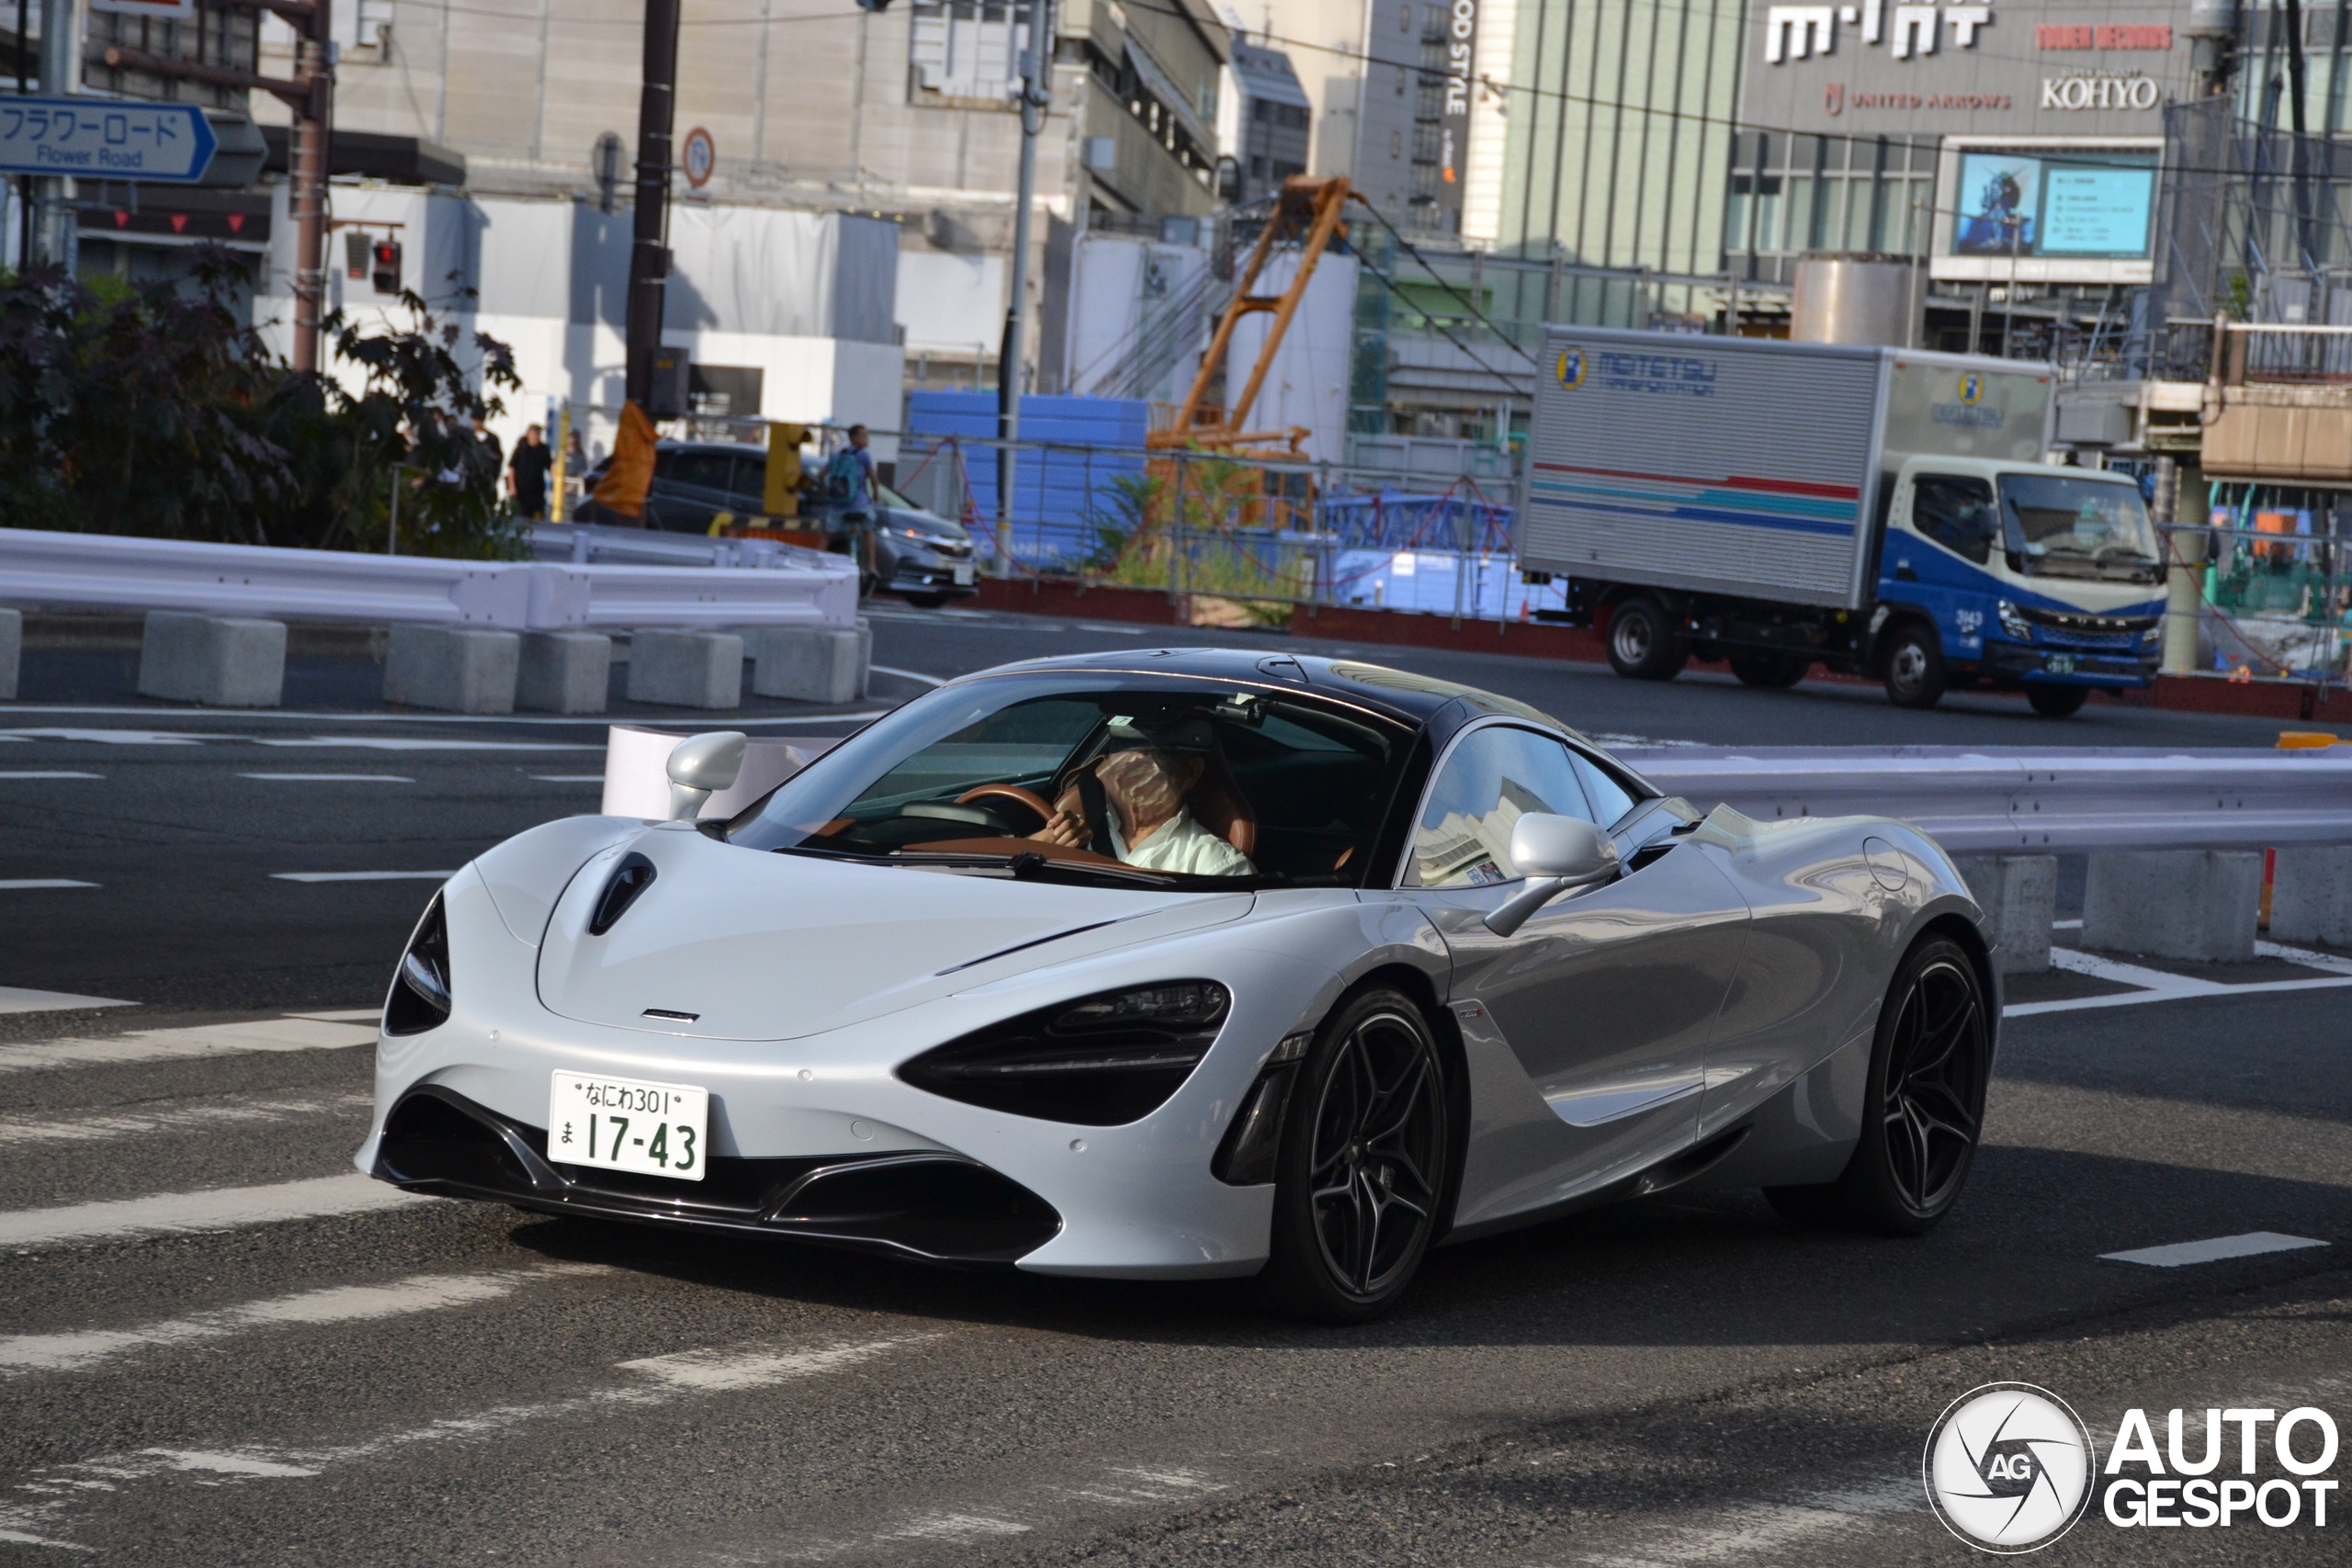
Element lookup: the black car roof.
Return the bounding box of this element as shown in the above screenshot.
[956,649,1572,736]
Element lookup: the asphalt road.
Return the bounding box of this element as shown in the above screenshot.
[0,603,2344,1563]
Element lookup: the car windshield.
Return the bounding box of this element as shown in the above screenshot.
[726,673,1407,887]
[1998,474,2162,581]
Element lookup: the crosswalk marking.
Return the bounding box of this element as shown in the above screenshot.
[0,1091,372,1149]
[0,1015,376,1077]
[0,880,97,891]
[272,871,455,883]
[2100,1232,2329,1268]
[0,1173,424,1249]
[0,1265,605,1376]
[0,987,136,1016]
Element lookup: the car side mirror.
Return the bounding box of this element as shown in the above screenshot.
[1483,814,1620,937]
[665,731,748,821]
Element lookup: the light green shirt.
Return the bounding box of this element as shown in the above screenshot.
[1113,807,1256,877]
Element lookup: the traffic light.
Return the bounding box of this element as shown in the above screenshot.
[345,231,370,280]
[370,239,401,294]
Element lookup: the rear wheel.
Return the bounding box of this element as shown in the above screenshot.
[1605,596,1689,682]
[1881,623,1947,709]
[1729,649,1810,688]
[1766,936,1990,1236]
[2027,685,2089,717]
[1260,987,1452,1323]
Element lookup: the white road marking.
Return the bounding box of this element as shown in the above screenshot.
[0,772,102,780]
[238,773,414,783]
[869,664,949,688]
[0,1015,376,1077]
[0,881,97,891]
[286,1009,382,1022]
[2052,918,2084,930]
[529,774,605,783]
[882,1512,1032,1542]
[272,870,456,883]
[0,1336,928,1548]
[0,705,888,726]
[0,1264,605,1376]
[0,988,134,1016]
[2003,947,2352,1017]
[2100,1232,2329,1268]
[1568,1477,1917,1567]
[0,1173,426,1249]
[2258,938,2352,976]
[0,1090,371,1149]
[0,728,225,745]
[254,739,602,751]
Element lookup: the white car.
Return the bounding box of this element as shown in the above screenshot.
[359,650,1998,1320]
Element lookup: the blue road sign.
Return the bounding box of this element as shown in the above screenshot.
[0,97,218,183]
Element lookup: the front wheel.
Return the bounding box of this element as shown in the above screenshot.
[1766,936,1990,1236]
[1881,623,1947,709]
[1605,596,1689,682]
[1260,987,1452,1323]
[2027,685,2089,717]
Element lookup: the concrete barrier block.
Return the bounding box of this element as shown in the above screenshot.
[1951,853,2057,974]
[516,631,611,715]
[628,628,744,709]
[2084,850,2262,962]
[748,623,868,705]
[383,626,519,715]
[0,608,17,701]
[2270,846,2352,946]
[136,611,286,708]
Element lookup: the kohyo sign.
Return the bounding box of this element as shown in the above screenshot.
[1745,0,2200,138]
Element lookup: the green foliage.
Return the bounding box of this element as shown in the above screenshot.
[0,248,521,558]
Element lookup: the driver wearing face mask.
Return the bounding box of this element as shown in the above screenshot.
[1032,717,1256,876]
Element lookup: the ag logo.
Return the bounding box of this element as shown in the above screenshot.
[1556,346,1587,389]
[1959,371,1985,405]
[1925,1383,2096,1552]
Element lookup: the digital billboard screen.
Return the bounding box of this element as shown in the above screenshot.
[1950,150,2156,262]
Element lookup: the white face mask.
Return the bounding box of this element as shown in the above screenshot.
[1095,749,1191,837]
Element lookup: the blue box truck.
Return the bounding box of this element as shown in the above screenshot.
[1517,329,2167,716]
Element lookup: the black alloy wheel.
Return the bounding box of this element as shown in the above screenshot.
[1767,936,1990,1235]
[2027,684,2089,717]
[1881,622,1947,709]
[1605,596,1690,682]
[1729,649,1811,688]
[1261,987,1451,1322]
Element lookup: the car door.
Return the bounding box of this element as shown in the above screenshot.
[1399,722,1750,1221]
[1886,473,2001,661]
[657,449,736,534]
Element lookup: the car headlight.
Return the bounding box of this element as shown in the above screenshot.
[891,527,943,547]
[2143,624,2164,648]
[384,896,452,1036]
[1996,600,2033,641]
[898,981,1230,1125]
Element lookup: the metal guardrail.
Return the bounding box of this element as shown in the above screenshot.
[527,523,837,573]
[0,526,859,631]
[1616,746,2352,853]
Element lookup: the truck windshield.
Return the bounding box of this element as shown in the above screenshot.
[1998,475,2161,581]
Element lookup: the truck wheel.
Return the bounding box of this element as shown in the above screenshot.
[1729,650,1809,688]
[1882,624,1946,709]
[2027,685,2089,717]
[1606,597,1688,682]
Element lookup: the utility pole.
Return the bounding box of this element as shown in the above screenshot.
[624,0,682,411]
[994,0,1054,576]
[32,0,78,268]
[288,0,334,374]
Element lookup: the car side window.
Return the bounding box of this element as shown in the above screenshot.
[729,454,767,507]
[1408,726,1594,888]
[1911,475,1997,566]
[670,452,734,493]
[1566,749,1638,828]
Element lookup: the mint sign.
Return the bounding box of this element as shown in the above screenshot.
[0,97,218,182]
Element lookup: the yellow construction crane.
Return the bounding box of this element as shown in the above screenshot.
[1149,175,1351,455]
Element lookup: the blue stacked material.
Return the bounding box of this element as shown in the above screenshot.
[1319,490,1516,553]
[905,393,1149,567]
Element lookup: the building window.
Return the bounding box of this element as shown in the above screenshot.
[910,0,1036,99]
[1392,130,1404,158]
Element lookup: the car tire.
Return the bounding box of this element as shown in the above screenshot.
[1766,936,1991,1237]
[901,592,949,609]
[2027,685,2089,717]
[1259,987,1452,1324]
[1605,597,1689,682]
[1729,649,1810,688]
[1881,623,1947,709]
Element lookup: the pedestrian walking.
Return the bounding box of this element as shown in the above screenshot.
[822,423,877,511]
[509,423,553,521]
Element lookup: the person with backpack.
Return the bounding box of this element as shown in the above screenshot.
[821,424,876,511]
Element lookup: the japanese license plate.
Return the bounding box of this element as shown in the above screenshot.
[953,562,975,586]
[2044,653,2077,674]
[548,1070,707,1181]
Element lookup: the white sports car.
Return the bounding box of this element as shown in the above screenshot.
[359,650,1998,1320]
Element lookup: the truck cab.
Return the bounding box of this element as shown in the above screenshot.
[1874,457,2165,716]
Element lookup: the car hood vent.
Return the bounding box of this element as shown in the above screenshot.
[534,831,1252,1041]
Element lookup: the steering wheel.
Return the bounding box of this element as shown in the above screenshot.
[956,784,1055,829]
